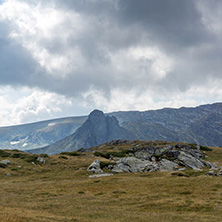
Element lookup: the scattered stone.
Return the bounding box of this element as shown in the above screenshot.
[37,157,46,164]
[217,170,222,177]
[89,173,113,178]
[151,156,156,162]
[6,173,11,176]
[87,159,103,173]
[0,160,11,165]
[206,170,216,176]
[203,161,218,169]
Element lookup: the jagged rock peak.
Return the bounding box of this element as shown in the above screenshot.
[89,109,104,118]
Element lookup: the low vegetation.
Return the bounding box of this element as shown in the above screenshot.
[0,140,222,222]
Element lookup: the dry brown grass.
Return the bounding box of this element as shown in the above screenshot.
[0,142,222,222]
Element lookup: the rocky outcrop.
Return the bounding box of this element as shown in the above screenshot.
[112,157,153,173]
[88,143,219,174]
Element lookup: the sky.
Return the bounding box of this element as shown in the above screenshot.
[0,0,221,126]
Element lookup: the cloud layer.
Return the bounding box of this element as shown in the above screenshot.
[0,0,221,125]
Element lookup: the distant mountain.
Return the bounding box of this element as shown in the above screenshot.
[110,103,222,146]
[30,110,133,154]
[1,102,222,154]
[0,116,87,150]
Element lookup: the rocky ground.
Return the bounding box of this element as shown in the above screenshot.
[87,140,222,176]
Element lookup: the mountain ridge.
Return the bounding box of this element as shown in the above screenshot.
[30,110,133,155]
[1,102,222,152]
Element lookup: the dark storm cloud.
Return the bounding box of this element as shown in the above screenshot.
[0,0,221,101]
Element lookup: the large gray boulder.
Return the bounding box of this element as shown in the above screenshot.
[177,151,204,170]
[87,160,103,173]
[112,157,152,173]
[158,159,179,172]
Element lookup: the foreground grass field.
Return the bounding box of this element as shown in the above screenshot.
[0,141,222,222]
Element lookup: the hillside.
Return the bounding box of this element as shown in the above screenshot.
[0,116,87,150]
[0,140,222,222]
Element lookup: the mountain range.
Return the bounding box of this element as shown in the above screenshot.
[0,102,222,154]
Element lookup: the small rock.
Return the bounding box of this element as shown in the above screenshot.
[151,156,156,162]
[0,160,11,165]
[6,173,11,177]
[87,160,103,173]
[206,170,215,176]
[37,157,46,164]
[217,170,222,177]
[89,173,113,178]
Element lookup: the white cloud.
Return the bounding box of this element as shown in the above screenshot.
[0,0,221,126]
[0,0,86,77]
[0,86,72,126]
[110,46,174,82]
[82,78,222,113]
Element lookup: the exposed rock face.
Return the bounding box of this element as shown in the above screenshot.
[110,103,222,147]
[177,151,204,170]
[88,142,218,174]
[112,157,152,173]
[87,160,103,173]
[158,159,179,171]
[30,110,133,155]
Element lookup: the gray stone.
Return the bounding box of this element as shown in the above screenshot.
[89,173,113,178]
[144,162,159,172]
[206,170,216,176]
[134,151,152,160]
[6,173,11,176]
[0,160,11,165]
[87,159,103,173]
[217,170,222,177]
[113,157,152,173]
[177,151,204,170]
[151,156,156,162]
[37,157,46,164]
[112,163,130,173]
[202,160,218,169]
[158,159,179,172]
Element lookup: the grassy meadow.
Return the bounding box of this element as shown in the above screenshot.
[0,141,222,222]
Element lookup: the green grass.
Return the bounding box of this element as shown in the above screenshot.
[0,141,222,222]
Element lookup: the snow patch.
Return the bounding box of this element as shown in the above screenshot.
[10,141,20,145]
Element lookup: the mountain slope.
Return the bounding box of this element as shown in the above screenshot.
[110,103,222,145]
[30,110,133,154]
[0,116,87,150]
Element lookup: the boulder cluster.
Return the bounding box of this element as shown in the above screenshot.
[88,143,220,174]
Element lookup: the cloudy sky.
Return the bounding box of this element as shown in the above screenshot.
[0,0,221,126]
